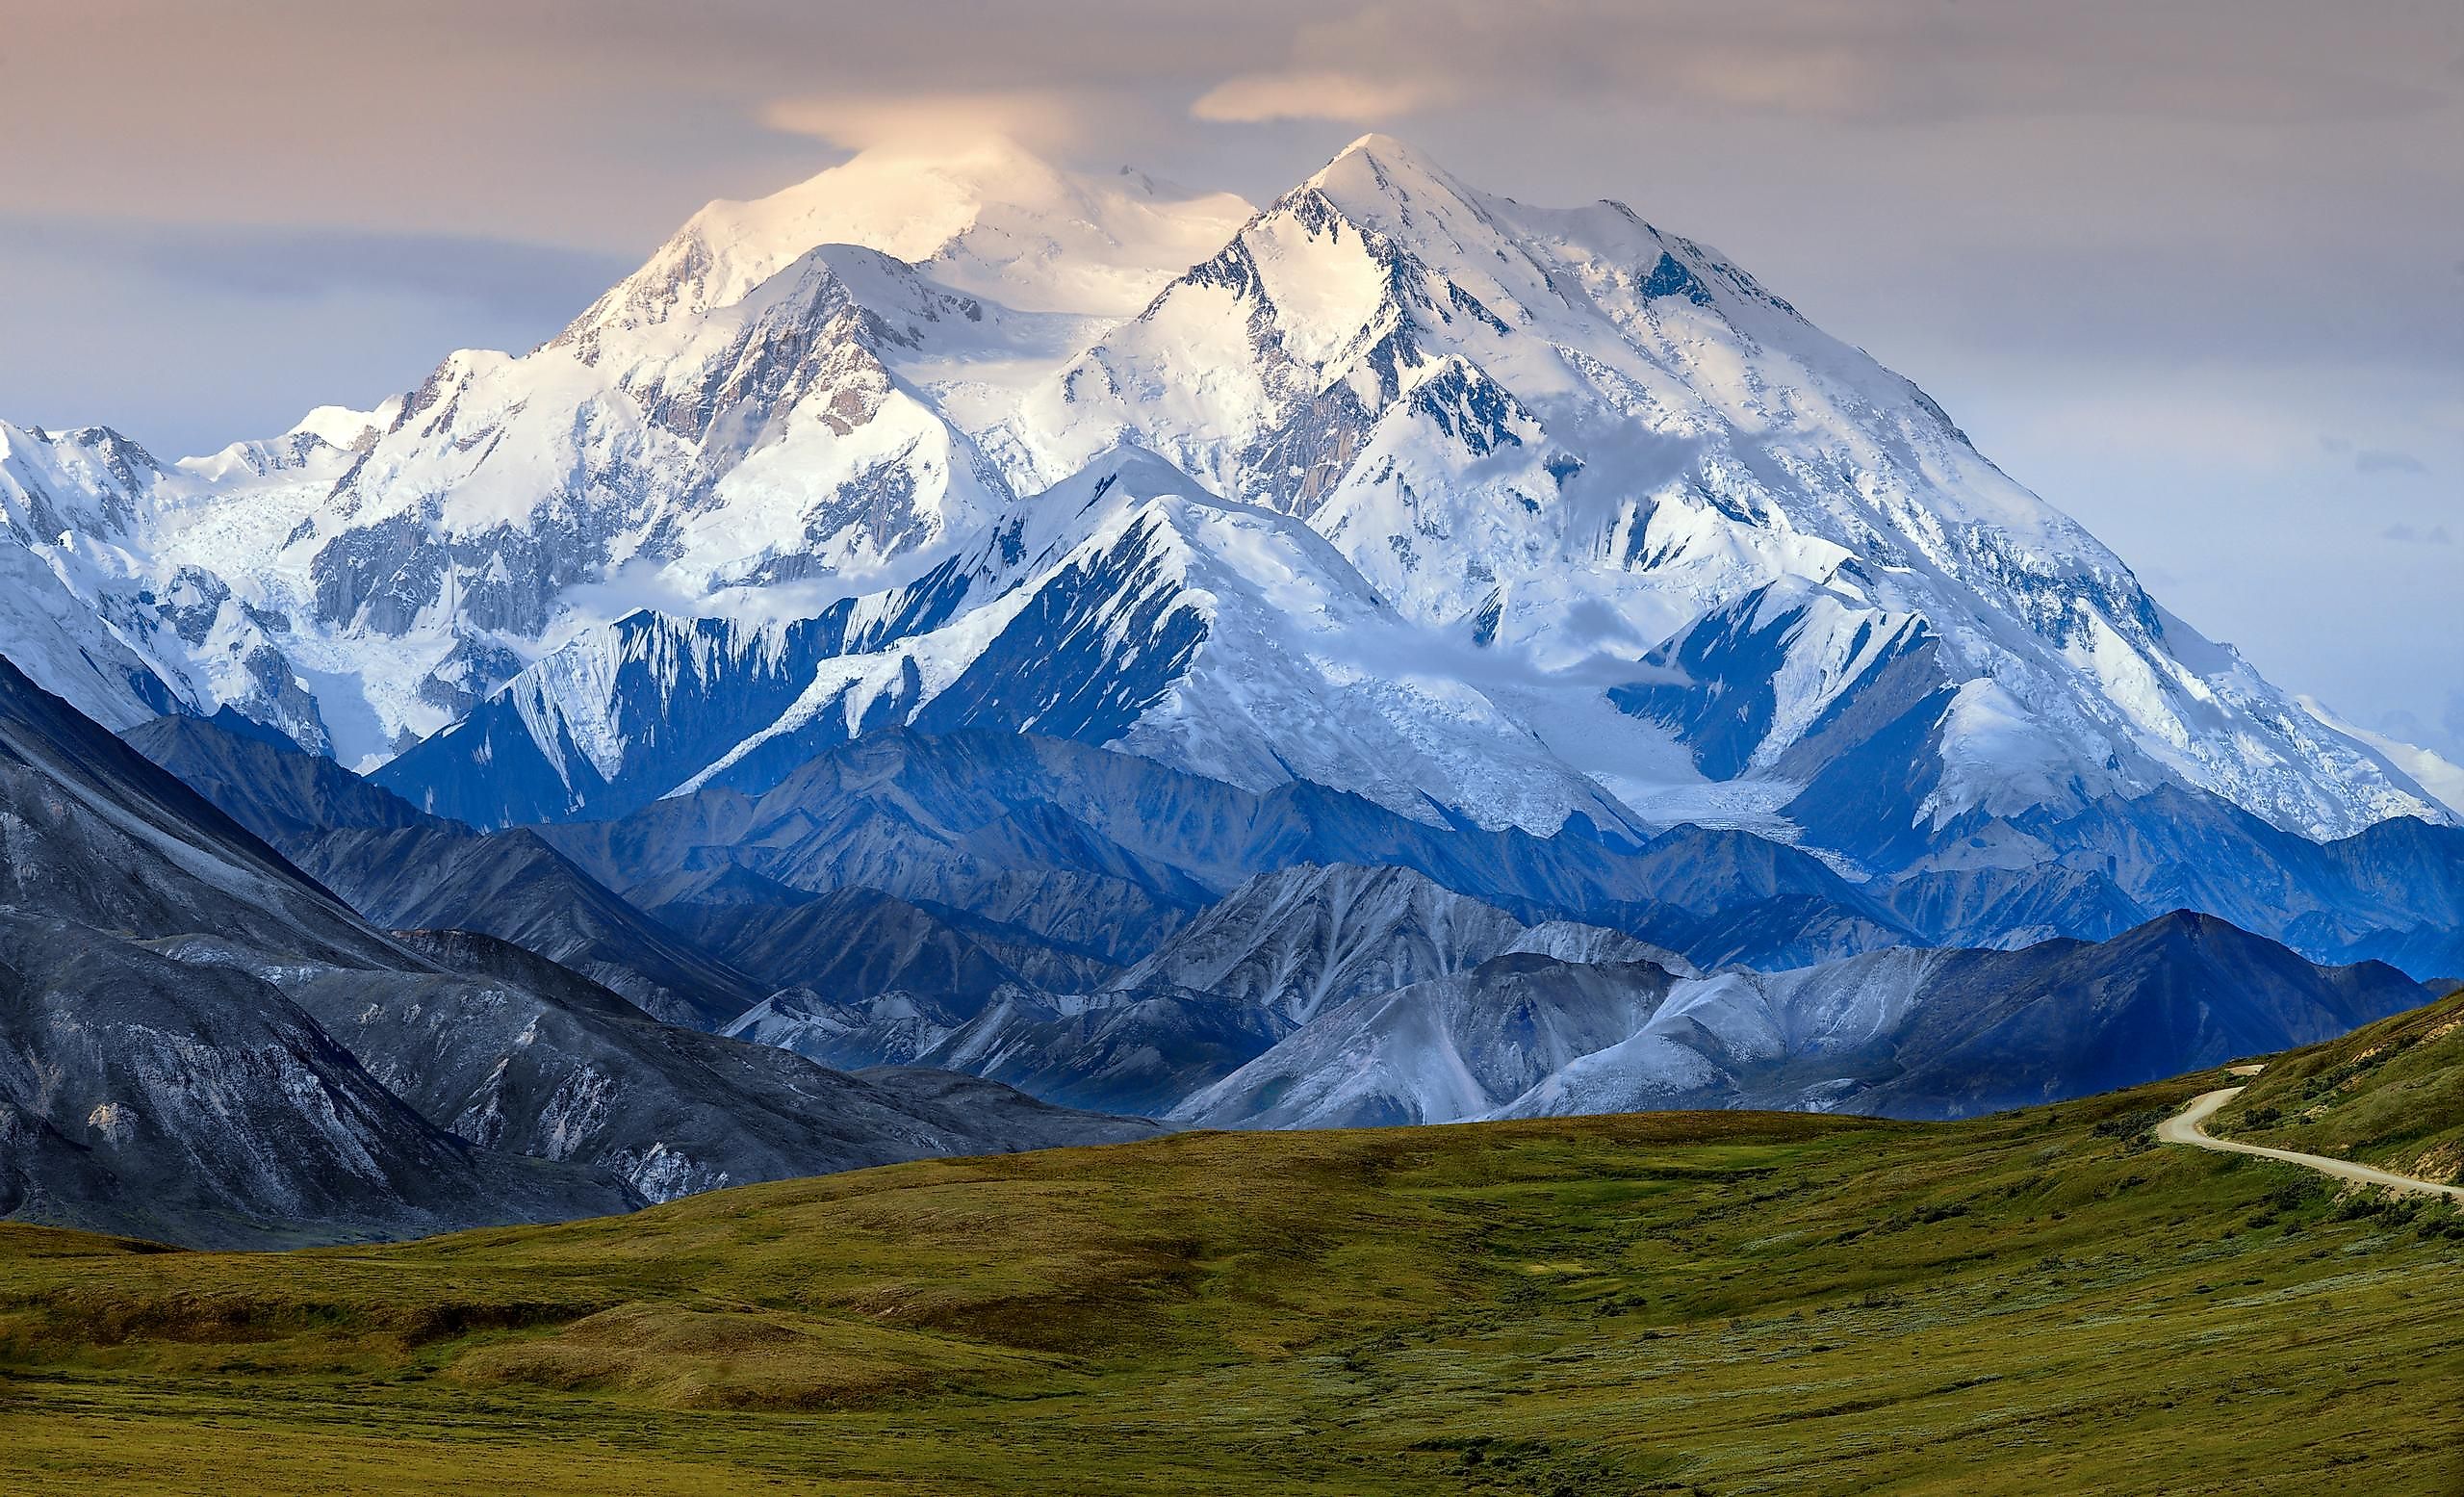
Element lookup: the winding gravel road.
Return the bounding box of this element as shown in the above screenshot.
[2158,1070,2464,1200]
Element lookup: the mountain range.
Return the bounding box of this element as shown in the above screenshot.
[116,706,2434,1133]
[3,133,2459,1243]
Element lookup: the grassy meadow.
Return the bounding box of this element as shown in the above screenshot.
[2,1073,2458,1495]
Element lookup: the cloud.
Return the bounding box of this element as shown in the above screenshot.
[2382,523,2453,545]
[2324,435,2434,477]
[1660,41,1893,117]
[0,215,629,321]
[2353,447,2429,475]
[1184,0,2455,135]
[1192,69,1446,123]
[761,90,1091,156]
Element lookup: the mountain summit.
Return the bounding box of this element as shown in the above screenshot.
[571,138,1256,339]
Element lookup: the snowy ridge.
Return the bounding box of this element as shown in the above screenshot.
[0,145,1242,770]
[569,139,1252,337]
[0,420,310,736]
[385,449,1658,833]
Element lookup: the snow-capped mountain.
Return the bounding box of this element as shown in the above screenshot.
[0,134,2446,869]
[0,422,280,736]
[996,136,2440,842]
[0,144,1251,772]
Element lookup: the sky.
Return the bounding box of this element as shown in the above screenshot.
[2,0,2458,756]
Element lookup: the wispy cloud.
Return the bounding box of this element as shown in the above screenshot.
[762,90,1092,155]
[0,216,629,323]
[1183,0,2454,131]
[1192,70,1445,124]
[2355,447,2430,476]
[2324,435,2434,477]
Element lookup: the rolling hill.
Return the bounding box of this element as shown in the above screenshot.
[2216,983,2464,1186]
[0,1039,2456,1494]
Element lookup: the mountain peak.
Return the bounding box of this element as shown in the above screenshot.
[1332,130,1411,157]
[8,124,2450,870]
[1307,132,1465,205]
[581,141,1252,336]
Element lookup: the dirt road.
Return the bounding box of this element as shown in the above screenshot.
[2158,1074,2464,1200]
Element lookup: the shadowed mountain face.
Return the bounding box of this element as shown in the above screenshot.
[1114,864,1554,1029]
[92,699,2443,1146]
[1844,911,2429,1118]
[293,826,766,1029]
[711,864,1670,1117]
[117,709,427,841]
[0,661,1161,1247]
[1841,784,2464,982]
[126,714,764,1028]
[0,664,398,968]
[658,886,1042,1018]
[0,911,645,1248]
[695,851,2418,1130]
[0,658,634,1243]
[535,727,1915,975]
[207,929,1159,1204]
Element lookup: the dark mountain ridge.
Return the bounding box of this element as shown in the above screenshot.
[0,659,1158,1247]
[126,714,766,1027]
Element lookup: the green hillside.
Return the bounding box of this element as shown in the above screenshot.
[2,1076,2458,1496]
[2217,984,2464,1184]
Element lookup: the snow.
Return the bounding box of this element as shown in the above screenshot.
[287,398,400,450]
[572,137,1253,335]
[991,133,2444,839]
[2297,696,2464,817]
